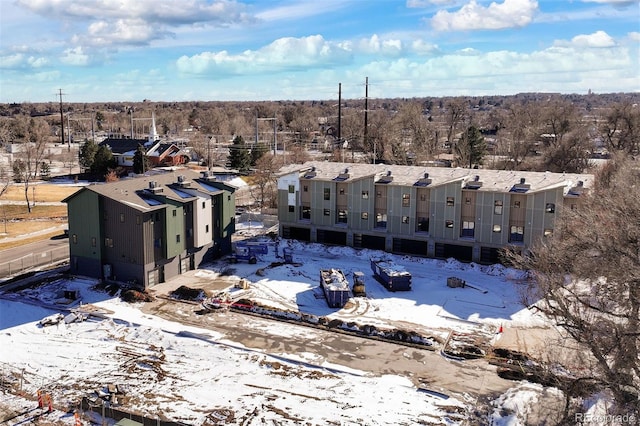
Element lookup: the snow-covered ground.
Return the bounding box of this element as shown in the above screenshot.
[0,235,567,425]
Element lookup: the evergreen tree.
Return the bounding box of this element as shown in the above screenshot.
[133,144,151,174]
[227,135,251,173]
[455,125,487,168]
[79,139,98,172]
[91,145,116,178]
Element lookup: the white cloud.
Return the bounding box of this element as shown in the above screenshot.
[176,35,353,76]
[559,30,617,48]
[356,35,405,57]
[60,47,90,66]
[628,32,640,42]
[15,0,253,47]
[0,53,48,69]
[431,0,539,31]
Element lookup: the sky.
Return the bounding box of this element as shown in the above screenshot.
[0,0,638,103]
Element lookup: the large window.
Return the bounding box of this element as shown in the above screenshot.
[417,217,429,232]
[446,197,455,206]
[337,210,348,224]
[461,221,475,237]
[509,226,524,242]
[288,185,295,194]
[362,190,369,199]
[402,193,410,207]
[545,203,555,213]
[445,220,454,228]
[323,188,330,200]
[494,200,503,215]
[301,206,311,220]
[375,213,387,228]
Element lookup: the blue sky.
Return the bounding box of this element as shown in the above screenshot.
[1,0,638,103]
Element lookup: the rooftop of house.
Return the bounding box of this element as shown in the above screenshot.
[99,137,150,154]
[64,169,237,212]
[278,162,593,196]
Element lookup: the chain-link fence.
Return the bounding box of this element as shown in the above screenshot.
[0,246,69,279]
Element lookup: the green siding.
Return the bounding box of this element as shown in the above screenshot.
[67,189,102,261]
[163,200,185,259]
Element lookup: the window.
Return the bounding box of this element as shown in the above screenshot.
[446,197,454,206]
[172,209,177,217]
[493,224,501,233]
[494,200,503,215]
[376,191,382,198]
[136,215,141,225]
[402,193,410,207]
[420,194,426,201]
[417,217,429,232]
[545,203,555,213]
[105,238,114,248]
[337,210,348,224]
[375,213,387,228]
[323,209,330,216]
[362,190,369,199]
[465,197,471,205]
[154,238,162,248]
[361,212,368,220]
[402,216,410,224]
[288,185,295,194]
[544,229,553,237]
[461,221,474,237]
[339,188,345,195]
[509,226,524,242]
[72,234,77,244]
[323,188,330,200]
[205,224,209,233]
[202,201,206,209]
[288,205,295,213]
[301,206,311,219]
[120,213,125,223]
[303,185,308,192]
[176,234,181,243]
[91,237,96,247]
[187,228,193,238]
[445,220,454,228]
[513,201,521,208]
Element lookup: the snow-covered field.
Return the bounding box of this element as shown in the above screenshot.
[0,237,563,425]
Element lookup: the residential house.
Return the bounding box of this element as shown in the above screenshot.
[277,162,592,263]
[63,170,236,288]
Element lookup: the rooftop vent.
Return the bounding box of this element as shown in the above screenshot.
[415,171,432,187]
[511,177,531,193]
[177,175,191,187]
[148,181,163,193]
[200,171,216,181]
[465,175,483,189]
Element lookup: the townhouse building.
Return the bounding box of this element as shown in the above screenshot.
[277,162,592,263]
[63,170,236,288]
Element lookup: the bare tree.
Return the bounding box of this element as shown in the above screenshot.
[251,153,279,209]
[498,101,539,169]
[393,102,437,164]
[506,155,640,421]
[600,101,640,155]
[13,117,50,213]
[444,99,468,147]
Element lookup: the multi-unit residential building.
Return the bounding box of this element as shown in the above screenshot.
[63,170,236,288]
[277,162,593,263]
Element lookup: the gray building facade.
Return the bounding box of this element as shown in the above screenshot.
[277,162,592,263]
[64,170,236,288]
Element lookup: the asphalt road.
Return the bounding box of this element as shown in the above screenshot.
[0,236,69,278]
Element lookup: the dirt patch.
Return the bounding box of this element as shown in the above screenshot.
[2,183,79,202]
[170,286,209,301]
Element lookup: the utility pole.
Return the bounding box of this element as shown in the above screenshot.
[338,83,342,141]
[364,77,371,163]
[58,89,66,150]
